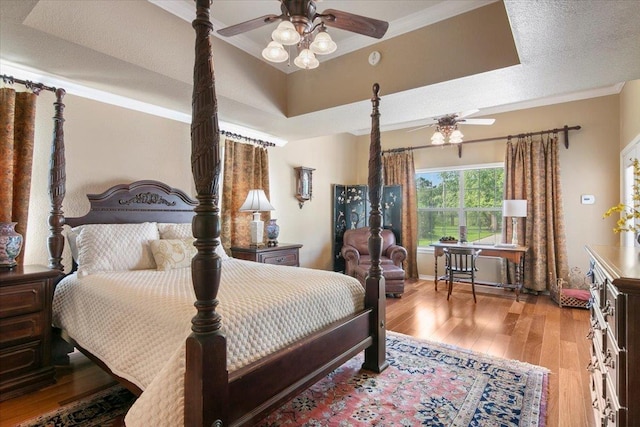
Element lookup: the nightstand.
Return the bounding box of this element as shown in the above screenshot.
[0,265,63,401]
[231,243,302,267]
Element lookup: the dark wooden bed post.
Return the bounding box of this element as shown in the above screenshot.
[362,83,388,373]
[48,88,66,272]
[184,1,228,426]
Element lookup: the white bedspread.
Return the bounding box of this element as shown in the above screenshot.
[52,259,364,426]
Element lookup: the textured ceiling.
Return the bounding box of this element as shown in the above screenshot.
[1,1,639,142]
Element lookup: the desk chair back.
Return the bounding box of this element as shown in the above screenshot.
[444,247,482,303]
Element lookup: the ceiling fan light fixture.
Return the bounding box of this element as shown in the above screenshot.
[431,130,445,145]
[294,48,319,69]
[310,30,337,55]
[272,21,301,46]
[449,128,464,143]
[262,41,289,63]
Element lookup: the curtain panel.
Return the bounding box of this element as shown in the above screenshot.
[0,88,37,264]
[504,134,569,292]
[221,139,270,249]
[382,151,418,279]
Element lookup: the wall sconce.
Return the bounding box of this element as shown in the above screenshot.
[294,166,315,209]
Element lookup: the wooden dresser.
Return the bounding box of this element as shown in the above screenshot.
[586,245,640,426]
[231,243,302,267]
[0,265,62,401]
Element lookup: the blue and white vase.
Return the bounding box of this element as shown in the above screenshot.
[0,222,23,268]
[266,219,280,247]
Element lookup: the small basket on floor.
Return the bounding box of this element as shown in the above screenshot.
[550,267,591,309]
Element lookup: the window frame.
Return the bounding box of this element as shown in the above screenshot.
[416,162,505,252]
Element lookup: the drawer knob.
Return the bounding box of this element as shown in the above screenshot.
[602,300,615,317]
[586,329,595,340]
[276,257,285,263]
[604,350,615,369]
[603,399,615,423]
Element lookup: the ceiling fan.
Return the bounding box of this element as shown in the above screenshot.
[217,1,389,69]
[409,109,495,144]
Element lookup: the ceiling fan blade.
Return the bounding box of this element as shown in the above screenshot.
[320,9,389,39]
[461,118,496,125]
[217,14,281,37]
[456,109,480,119]
[407,123,436,133]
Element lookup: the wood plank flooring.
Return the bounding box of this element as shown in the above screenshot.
[0,278,593,427]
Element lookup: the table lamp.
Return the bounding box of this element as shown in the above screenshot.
[503,199,527,246]
[240,189,275,246]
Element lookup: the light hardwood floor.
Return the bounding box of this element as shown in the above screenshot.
[0,279,593,427]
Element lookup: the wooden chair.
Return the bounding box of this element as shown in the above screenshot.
[444,247,482,303]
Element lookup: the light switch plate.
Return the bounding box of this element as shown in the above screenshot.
[581,194,595,204]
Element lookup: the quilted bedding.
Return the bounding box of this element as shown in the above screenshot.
[52,258,365,426]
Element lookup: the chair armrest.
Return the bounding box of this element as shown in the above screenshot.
[385,245,407,266]
[341,244,361,263]
[341,244,361,276]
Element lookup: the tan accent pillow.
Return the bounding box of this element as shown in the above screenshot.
[150,238,197,271]
[157,223,229,260]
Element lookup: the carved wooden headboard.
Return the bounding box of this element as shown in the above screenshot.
[64,180,197,227]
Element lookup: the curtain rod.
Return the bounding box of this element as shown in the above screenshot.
[384,124,582,158]
[1,74,59,95]
[220,130,275,148]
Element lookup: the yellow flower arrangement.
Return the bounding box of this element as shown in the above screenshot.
[603,158,640,233]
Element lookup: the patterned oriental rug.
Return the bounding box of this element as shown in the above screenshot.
[18,332,548,427]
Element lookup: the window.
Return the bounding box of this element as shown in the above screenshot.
[416,164,505,247]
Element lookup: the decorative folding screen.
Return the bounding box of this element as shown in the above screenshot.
[332,184,402,272]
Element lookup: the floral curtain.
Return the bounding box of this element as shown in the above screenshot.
[382,151,418,279]
[0,88,37,264]
[504,133,569,292]
[220,139,270,248]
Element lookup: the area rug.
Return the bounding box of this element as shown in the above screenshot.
[18,331,548,427]
[16,385,135,427]
[258,332,548,427]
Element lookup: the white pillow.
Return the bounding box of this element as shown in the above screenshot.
[67,226,83,262]
[150,238,197,271]
[157,223,192,240]
[157,222,229,260]
[215,242,229,260]
[76,222,159,277]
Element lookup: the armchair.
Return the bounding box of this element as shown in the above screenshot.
[341,227,407,296]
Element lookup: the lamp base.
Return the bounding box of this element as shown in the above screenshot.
[249,212,264,246]
[511,217,519,246]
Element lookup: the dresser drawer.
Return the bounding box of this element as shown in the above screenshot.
[259,250,298,266]
[590,371,605,427]
[0,281,44,318]
[603,282,623,347]
[604,376,624,427]
[0,312,45,348]
[0,341,43,381]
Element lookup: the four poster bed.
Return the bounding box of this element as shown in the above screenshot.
[47,1,387,426]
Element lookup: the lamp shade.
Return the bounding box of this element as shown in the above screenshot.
[294,49,319,69]
[503,199,527,217]
[271,21,300,46]
[310,31,337,55]
[240,189,275,212]
[431,130,445,145]
[262,41,288,63]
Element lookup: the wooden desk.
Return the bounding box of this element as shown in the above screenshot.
[432,243,528,301]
